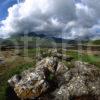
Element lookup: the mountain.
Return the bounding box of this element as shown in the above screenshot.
[1,32,99,49]
[11,32,78,43]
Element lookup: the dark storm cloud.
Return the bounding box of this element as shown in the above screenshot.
[0,0,100,39]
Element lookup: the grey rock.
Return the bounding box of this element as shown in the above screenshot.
[36,53,43,61]
[8,75,21,87]
[8,58,100,100]
[8,57,66,99]
[49,61,100,100]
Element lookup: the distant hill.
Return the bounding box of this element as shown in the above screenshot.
[0,32,78,47]
[10,32,78,44]
[0,32,99,49]
[91,39,100,45]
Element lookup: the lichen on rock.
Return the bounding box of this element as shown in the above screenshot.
[8,57,100,100]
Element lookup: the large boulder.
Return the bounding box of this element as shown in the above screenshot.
[48,61,100,100]
[38,61,100,100]
[8,57,68,99]
[8,58,100,100]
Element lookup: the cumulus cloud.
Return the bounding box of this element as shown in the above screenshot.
[0,0,75,38]
[0,0,100,39]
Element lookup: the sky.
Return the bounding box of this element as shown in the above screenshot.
[0,0,17,21]
[0,0,100,39]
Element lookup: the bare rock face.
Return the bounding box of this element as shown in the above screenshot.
[52,53,74,61]
[8,58,100,100]
[8,57,68,99]
[50,61,100,100]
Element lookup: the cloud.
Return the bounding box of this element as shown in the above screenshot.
[75,0,100,39]
[0,0,100,39]
[76,3,96,27]
[0,0,75,38]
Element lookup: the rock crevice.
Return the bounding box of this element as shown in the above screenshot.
[8,57,100,100]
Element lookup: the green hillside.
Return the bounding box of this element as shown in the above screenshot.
[91,39,100,45]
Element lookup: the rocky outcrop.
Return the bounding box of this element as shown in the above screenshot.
[8,57,67,99]
[8,57,100,100]
[51,61,100,100]
[36,49,74,62]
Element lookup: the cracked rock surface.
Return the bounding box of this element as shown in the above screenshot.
[8,57,100,100]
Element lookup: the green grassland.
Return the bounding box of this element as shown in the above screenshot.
[65,50,100,67]
[91,39,100,45]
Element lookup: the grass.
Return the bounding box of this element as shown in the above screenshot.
[0,62,36,100]
[91,39,100,45]
[0,49,37,100]
[66,50,100,67]
[0,48,99,99]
